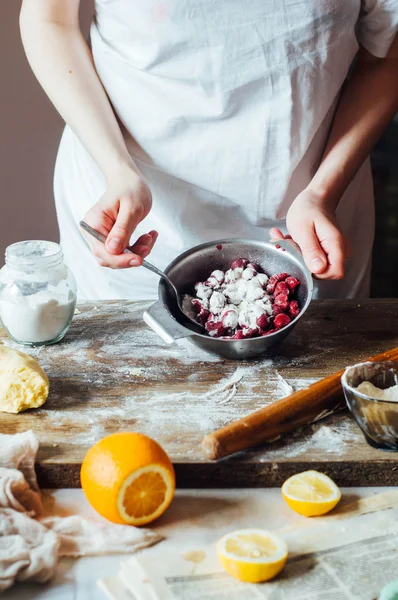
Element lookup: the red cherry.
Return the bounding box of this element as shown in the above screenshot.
[197,308,210,324]
[274,293,289,311]
[231,258,248,269]
[247,262,260,272]
[274,313,291,329]
[289,300,300,318]
[274,281,290,296]
[191,298,205,313]
[227,330,245,340]
[205,318,225,337]
[266,275,278,292]
[256,313,269,329]
[242,327,258,338]
[266,272,288,293]
[286,277,300,291]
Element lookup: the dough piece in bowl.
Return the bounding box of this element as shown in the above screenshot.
[0,346,49,413]
[356,380,398,402]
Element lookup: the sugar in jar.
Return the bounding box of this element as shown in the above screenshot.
[0,241,77,345]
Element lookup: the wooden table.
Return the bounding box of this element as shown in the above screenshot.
[1,300,397,488]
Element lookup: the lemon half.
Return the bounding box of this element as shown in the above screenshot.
[217,529,288,583]
[282,470,341,517]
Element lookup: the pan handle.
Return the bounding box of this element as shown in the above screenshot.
[143,301,193,343]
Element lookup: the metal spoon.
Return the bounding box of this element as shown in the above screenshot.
[79,221,204,332]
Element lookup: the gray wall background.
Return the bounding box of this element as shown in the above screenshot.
[0,1,93,265]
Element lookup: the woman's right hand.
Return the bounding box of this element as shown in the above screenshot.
[270,188,350,280]
[82,165,158,269]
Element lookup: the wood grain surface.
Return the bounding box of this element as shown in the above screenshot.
[1,299,398,488]
[202,347,398,460]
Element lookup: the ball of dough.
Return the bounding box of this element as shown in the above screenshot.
[0,346,49,414]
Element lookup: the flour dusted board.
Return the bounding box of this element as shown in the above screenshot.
[1,300,398,488]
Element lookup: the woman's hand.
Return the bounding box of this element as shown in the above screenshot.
[270,189,350,280]
[82,165,158,268]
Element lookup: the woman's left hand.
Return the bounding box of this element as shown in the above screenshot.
[270,189,350,280]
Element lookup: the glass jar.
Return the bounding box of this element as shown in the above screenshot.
[0,241,77,346]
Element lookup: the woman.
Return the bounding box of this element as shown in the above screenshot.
[20,1,398,300]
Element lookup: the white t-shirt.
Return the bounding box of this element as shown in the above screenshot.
[54,0,397,300]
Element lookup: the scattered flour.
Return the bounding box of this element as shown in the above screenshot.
[132,364,265,433]
[130,367,144,377]
[188,373,201,382]
[204,368,246,403]
[310,423,353,452]
[259,419,361,460]
[275,372,294,396]
[117,366,144,377]
[2,301,355,456]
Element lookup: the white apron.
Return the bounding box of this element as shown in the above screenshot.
[54,0,398,301]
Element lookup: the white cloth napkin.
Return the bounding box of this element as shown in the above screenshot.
[0,431,162,592]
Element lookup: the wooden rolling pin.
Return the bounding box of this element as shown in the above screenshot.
[202,347,398,460]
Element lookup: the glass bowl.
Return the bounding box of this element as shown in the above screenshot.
[341,361,398,451]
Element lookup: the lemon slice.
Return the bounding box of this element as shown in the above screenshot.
[216,529,288,583]
[282,470,341,517]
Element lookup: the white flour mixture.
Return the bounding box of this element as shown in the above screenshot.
[0,294,75,344]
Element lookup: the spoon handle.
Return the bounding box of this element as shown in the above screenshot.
[80,220,134,255]
[80,221,111,246]
[141,259,166,278]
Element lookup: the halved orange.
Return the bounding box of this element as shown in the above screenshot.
[80,432,175,526]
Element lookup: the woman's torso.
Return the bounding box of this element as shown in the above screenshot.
[91,0,361,220]
[55,0,374,300]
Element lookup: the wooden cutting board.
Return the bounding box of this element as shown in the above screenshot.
[1,299,398,488]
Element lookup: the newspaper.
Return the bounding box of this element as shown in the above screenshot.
[98,497,398,600]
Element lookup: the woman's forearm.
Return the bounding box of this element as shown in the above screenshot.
[307,35,398,209]
[20,0,135,181]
